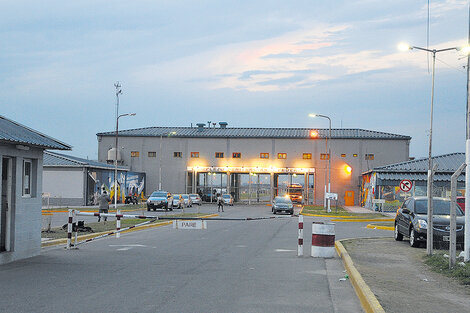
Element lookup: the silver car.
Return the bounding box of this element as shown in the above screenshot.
[181,194,193,207]
[147,191,173,211]
[189,194,202,206]
[222,194,234,206]
[172,194,185,209]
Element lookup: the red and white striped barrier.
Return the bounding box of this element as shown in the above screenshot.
[311,222,335,258]
[298,215,303,256]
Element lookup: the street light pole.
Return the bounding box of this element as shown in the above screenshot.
[399,43,466,255]
[114,82,122,237]
[309,114,332,212]
[465,3,470,262]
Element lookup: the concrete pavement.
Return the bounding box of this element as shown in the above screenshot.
[3,204,392,312]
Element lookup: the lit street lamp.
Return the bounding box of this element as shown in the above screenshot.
[309,113,332,212]
[399,43,469,256]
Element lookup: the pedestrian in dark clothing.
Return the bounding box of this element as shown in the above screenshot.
[98,190,110,222]
[217,194,224,212]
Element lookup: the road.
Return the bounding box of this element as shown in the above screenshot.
[8,205,391,313]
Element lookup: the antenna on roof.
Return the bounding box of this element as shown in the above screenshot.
[207,121,211,128]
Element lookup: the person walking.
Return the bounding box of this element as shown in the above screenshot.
[217,193,224,212]
[97,189,110,222]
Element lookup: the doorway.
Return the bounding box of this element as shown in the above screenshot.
[1,157,13,252]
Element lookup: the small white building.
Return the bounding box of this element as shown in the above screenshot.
[0,116,71,264]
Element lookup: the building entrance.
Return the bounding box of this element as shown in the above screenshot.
[1,157,13,252]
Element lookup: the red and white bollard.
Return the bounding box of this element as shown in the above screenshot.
[311,222,335,258]
[298,215,304,256]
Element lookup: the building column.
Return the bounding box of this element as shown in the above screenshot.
[227,172,231,196]
[270,172,274,204]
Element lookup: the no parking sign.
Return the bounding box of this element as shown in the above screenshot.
[399,179,413,192]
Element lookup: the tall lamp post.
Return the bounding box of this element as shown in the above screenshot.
[399,43,469,256]
[159,131,176,190]
[309,113,332,212]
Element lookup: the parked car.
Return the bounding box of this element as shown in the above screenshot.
[189,194,202,205]
[394,196,465,248]
[181,194,193,207]
[147,191,173,211]
[222,194,234,206]
[457,196,465,212]
[172,194,184,209]
[272,196,294,215]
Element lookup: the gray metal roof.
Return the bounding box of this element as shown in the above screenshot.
[366,153,465,182]
[0,115,71,150]
[96,126,411,140]
[44,151,128,171]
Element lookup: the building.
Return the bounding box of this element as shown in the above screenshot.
[0,116,71,264]
[42,151,146,207]
[361,153,465,212]
[97,123,411,205]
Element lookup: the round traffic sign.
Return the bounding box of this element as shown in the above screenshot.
[400,179,413,192]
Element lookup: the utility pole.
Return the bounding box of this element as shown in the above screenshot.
[114,82,122,238]
[465,3,470,262]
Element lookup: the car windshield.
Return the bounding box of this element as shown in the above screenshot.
[151,192,167,197]
[415,199,464,216]
[223,195,231,198]
[275,197,292,204]
[182,195,188,199]
[189,195,197,198]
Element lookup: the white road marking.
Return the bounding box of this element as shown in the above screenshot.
[109,244,146,247]
[275,249,296,252]
[236,245,247,248]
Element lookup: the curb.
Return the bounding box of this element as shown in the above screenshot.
[335,240,385,313]
[366,224,394,231]
[41,214,219,248]
[331,218,394,222]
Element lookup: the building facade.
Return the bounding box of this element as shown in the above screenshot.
[43,151,145,207]
[362,153,465,212]
[0,116,71,264]
[97,124,411,205]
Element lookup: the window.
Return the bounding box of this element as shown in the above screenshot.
[303,153,312,159]
[131,151,140,157]
[232,152,241,158]
[148,151,156,157]
[215,152,224,158]
[353,154,358,157]
[260,153,269,159]
[341,154,346,158]
[277,153,287,159]
[191,152,199,158]
[320,153,330,160]
[23,159,32,196]
[365,154,375,160]
[174,152,182,158]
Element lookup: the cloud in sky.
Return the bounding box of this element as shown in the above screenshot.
[0,0,469,159]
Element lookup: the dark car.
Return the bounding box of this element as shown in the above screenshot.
[272,196,294,215]
[394,197,465,248]
[457,196,465,212]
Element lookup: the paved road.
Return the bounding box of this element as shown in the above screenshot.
[7,205,391,312]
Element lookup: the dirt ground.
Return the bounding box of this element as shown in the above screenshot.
[343,238,470,313]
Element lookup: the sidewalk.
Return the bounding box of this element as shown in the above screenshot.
[341,237,470,313]
[344,205,396,217]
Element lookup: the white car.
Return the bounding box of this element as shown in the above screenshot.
[172,194,184,209]
[181,194,193,207]
[222,194,234,206]
[189,194,202,205]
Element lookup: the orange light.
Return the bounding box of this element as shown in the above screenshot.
[310,130,318,138]
[344,165,352,174]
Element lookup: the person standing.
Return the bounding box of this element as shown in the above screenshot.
[98,190,110,222]
[217,193,224,212]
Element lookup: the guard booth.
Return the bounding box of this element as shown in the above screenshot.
[186,166,315,204]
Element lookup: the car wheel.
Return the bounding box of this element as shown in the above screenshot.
[409,227,419,247]
[289,210,293,215]
[394,223,403,241]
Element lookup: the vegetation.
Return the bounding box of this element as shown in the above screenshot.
[41,212,207,240]
[424,252,470,285]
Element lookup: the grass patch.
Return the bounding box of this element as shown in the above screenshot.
[302,205,387,219]
[424,252,470,285]
[41,212,207,240]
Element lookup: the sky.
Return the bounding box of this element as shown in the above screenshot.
[1,0,470,160]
